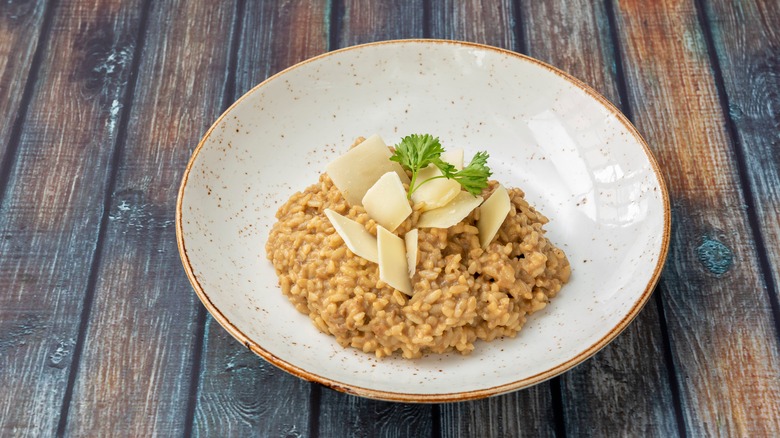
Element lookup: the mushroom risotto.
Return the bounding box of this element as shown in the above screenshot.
[266,135,570,358]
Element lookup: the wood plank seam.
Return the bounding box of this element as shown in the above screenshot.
[602,1,688,436]
[0,0,55,211]
[549,377,567,438]
[309,384,323,438]
[602,0,633,120]
[328,0,343,52]
[182,309,208,438]
[693,0,780,345]
[182,1,246,436]
[653,288,689,438]
[422,0,432,39]
[431,403,442,438]
[513,0,528,54]
[53,0,155,434]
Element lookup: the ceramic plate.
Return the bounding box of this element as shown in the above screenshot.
[176,40,670,402]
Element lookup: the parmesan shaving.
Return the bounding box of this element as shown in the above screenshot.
[441,148,464,170]
[377,226,412,295]
[323,209,378,263]
[326,134,409,206]
[362,172,412,232]
[477,184,511,248]
[417,191,483,229]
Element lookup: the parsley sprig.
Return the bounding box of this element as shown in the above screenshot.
[390,134,492,198]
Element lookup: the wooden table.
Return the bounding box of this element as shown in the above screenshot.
[1,0,778,436]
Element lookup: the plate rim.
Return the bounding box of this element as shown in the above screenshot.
[175,38,672,403]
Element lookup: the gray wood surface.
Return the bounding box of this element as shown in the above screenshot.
[319,388,435,438]
[611,0,780,435]
[62,0,237,435]
[194,315,314,437]
[339,0,425,46]
[0,0,146,435]
[704,0,780,353]
[440,387,557,438]
[429,0,518,49]
[0,0,47,166]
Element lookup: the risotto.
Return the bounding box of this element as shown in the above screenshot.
[266,138,571,358]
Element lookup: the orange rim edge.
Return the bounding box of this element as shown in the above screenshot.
[175,39,672,403]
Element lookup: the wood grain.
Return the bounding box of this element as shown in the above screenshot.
[0,0,46,165]
[194,316,313,437]
[440,387,556,438]
[0,0,146,435]
[613,0,780,435]
[523,1,679,435]
[61,0,237,435]
[192,0,328,435]
[233,0,330,96]
[523,0,618,105]
[705,0,780,341]
[429,0,518,49]
[318,388,434,438]
[338,0,424,46]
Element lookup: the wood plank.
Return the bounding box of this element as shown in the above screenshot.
[523,0,618,105]
[523,1,679,435]
[61,0,237,435]
[0,1,147,436]
[0,0,46,165]
[233,0,330,97]
[428,2,560,437]
[319,387,435,438]
[439,387,556,438]
[194,316,313,437]
[612,0,780,435]
[316,1,434,436]
[705,0,780,352]
[192,0,328,436]
[339,0,424,46]
[429,0,518,48]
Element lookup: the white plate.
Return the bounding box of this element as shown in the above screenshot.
[176,40,670,402]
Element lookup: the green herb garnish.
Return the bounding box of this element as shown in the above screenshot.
[390,134,492,198]
[442,151,492,195]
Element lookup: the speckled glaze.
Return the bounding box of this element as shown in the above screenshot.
[176,40,670,402]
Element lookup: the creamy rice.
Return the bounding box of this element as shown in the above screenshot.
[266,170,571,359]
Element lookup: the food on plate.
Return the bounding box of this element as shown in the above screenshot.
[266,134,570,358]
